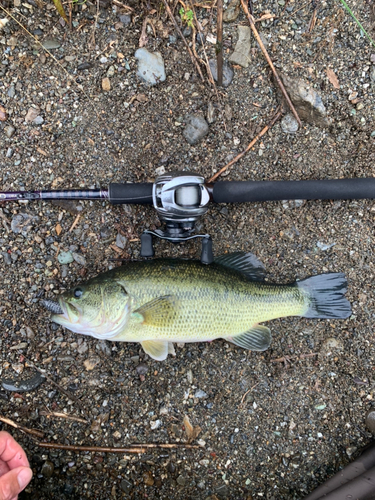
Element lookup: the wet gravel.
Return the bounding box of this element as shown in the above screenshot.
[0,0,375,498]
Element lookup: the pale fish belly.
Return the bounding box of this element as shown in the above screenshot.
[112,283,309,343]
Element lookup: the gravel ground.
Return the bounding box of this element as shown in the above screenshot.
[1,0,375,498]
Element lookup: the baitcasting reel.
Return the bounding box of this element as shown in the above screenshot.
[140,172,214,264]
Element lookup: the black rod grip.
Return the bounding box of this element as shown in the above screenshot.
[212,178,375,204]
[108,183,153,205]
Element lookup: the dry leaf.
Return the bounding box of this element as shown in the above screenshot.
[183,415,202,443]
[326,68,340,89]
[55,223,62,236]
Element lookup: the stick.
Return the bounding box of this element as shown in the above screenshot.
[162,0,205,82]
[38,442,199,452]
[208,108,282,182]
[239,0,302,128]
[240,382,259,404]
[39,412,88,424]
[68,213,81,233]
[216,0,223,86]
[271,353,319,363]
[0,416,45,439]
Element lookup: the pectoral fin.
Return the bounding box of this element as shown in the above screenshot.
[225,325,272,352]
[141,340,169,361]
[132,295,177,327]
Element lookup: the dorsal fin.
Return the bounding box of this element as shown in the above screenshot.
[215,252,266,281]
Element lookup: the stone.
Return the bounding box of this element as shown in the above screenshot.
[41,460,54,478]
[120,478,133,494]
[229,26,251,68]
[183,115,209,145]
[365,408,375,434]
[281,114,299,134]
[42,38,61,50]
[223,0,240,22]
[58,251,74,264]
[370,66,375,82]
[4,125,15,138]
[102,77,111,91]
[119,14,131,25]
[11,213,34,235]
[115,233,127,249]
[194,389,208,398]
[25,107,39,122]
[207,102,215,124]
[196,33,205,45]
[278,73,332,127]
[72,252,86,266]
[135,48,166,85]
[208,59,234,87]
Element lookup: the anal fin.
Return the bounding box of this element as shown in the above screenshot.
[225,325,272,352]
[141,340,169,361]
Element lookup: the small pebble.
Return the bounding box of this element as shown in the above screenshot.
[115,233,127,249]
[281,114,299,134]
[58,251,74,264]
[72,252,86,266]
[102,77,111,91]
[183,114,209,145]
[365,408,375,434]
[41,460,54,478]
[150,419,161,430]
[194,389,207,399]
[4,125,15,138]
[136,363,149,376]
[42,38,61,50]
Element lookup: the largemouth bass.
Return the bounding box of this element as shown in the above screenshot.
[44,252,351,361]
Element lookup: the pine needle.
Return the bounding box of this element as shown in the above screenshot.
[338,0,375,48]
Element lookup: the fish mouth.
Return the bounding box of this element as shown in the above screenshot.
[42,299,64,315]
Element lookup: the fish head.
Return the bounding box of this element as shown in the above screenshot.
[50,278,131,339]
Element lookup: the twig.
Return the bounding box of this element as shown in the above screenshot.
[111,0,134,11]
[240,382,259,404]
[216,0,223,86]
[162,0,205,82]
[208,108,282,182]
[307,6,318,33]
[240,0,302,128]
[38,442,200,452]
[39,412,88,424]
[69,213,81,233]
[0,416,45,439]
[271,353,319,363]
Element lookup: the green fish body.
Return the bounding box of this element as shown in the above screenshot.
[49,252,351,361]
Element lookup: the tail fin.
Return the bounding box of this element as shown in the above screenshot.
[297,273,352,319]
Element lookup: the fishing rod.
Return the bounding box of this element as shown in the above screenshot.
[1,172,375,264]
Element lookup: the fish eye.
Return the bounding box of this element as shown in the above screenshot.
[74,288,83,298]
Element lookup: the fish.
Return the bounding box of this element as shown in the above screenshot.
[44,252,352,361]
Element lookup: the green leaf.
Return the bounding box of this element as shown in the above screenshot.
[52,0,68,23]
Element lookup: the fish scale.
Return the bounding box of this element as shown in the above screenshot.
[67,259,308,341]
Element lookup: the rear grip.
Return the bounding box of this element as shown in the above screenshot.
[109,183,153,205]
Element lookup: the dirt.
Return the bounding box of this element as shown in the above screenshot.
[0,0,375,498]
